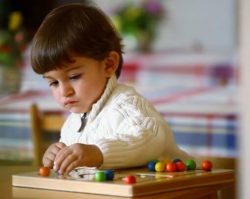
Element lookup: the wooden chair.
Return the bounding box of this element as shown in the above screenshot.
[29,104,65,166]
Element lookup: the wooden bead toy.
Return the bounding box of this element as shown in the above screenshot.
[39,166,50,177]
[185,159,196,170]
[201,160,213,171]
[95,171,106,182]
[175,161,186,172]
[155,162,165,172]
[166,162,177,172]
[147,160,158,171]
[124,175,136,184]
[104,169,114,180]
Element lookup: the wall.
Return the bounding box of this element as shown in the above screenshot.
[95,0,237,52]
[239,0,250,198]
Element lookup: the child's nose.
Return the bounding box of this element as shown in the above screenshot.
[60,83,74,97]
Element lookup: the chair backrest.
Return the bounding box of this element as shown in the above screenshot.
[30,104,65,166]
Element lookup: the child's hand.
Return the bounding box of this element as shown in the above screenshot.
[53,143,103,175]
[42,142,66,168]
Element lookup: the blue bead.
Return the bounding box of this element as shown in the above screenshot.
[148,161,157,171]
[172,158,182,164]
[104,169,114,180]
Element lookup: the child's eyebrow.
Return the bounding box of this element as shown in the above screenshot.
[42,75,53,79]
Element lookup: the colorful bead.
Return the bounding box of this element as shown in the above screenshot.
[201,160,213,171]
[124,175,136,184]
[148,160,157,171]
[175,161,186,172]
[166,162,177,172]
[185,159,196,170]
[105,169,114,180]
[39,166,50,177]
[95,171,106,182]
[155,162,165,172]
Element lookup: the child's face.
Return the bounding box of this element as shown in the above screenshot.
[43,56,113,113]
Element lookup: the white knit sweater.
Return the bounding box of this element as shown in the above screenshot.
[60,75,190,169]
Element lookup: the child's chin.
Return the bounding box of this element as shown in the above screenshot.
[69,107,84,114]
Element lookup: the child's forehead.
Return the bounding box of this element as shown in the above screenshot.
[43,56,99,75]
[56,55,87,68]
[43,64,82,77]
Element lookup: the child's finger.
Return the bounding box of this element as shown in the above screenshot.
[58,154,76,175]
[43,157,54,168]
[53,147,71,171]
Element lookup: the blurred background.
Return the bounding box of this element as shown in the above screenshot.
[0,0,238,164]
[0,0,240,194]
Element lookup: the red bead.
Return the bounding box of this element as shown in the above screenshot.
[202,160,213,171]
[175,161,186,172]
[166,162,177,172]
[124,175,136,184]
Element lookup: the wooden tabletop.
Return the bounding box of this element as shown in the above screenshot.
[1,165,235,199]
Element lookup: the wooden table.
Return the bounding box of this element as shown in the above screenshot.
[1,166,235,199]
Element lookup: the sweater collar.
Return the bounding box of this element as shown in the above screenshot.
[87,75,117,121]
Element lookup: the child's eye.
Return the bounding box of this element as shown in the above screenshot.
[69,74,81,81]
[49,80,59,87]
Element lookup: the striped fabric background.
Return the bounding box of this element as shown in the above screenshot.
[0,52,238,162]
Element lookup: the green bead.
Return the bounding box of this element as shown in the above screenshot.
[185,159,196,170]
[95,171,106,182]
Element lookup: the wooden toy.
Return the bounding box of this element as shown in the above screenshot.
[202,160,213,171]
[12,167,234,198]
[39,167,50,177]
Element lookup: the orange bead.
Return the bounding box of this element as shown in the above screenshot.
[39,166,51,176]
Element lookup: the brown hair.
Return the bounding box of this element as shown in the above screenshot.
[31,3,123,78]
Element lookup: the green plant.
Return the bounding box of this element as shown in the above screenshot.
[0,11,27,67]
[112,0,164,51]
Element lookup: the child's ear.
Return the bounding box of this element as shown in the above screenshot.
[104,51,119,77]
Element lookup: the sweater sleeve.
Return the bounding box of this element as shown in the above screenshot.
[95,124,169,169]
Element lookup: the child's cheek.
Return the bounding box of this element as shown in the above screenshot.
[52,90,62,106]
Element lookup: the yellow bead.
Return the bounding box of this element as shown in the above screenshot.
[155,162,165,172]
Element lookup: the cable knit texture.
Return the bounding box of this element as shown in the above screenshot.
[60,75,190,169]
